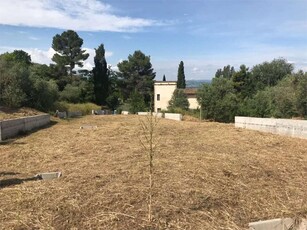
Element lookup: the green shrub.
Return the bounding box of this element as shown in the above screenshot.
[197,78,239,122]
[128,90,147,114]
[54,101,100,115]
[2,83,27,107]
[168,89,189,111]
[59,84,82,103]
[30,79,59,112]
[117,102,129,114]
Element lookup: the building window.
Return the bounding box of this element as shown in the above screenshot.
[157,108,161,112]
[157,94,160,101]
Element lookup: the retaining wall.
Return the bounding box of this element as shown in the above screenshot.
[0,114,50,141]
[152,112,163,118]
[137,112,150,116]
[249,218,307,230]
[67,111,82,118]
[164,113,182,121]
[137,112,163,117]
[57,111,67,118]
[235,116,307,139]
[92,110,112,115]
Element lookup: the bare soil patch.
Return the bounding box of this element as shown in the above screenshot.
[0,115,306,229]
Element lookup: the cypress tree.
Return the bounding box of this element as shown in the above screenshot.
[93,44,108,105]
[177,61,186,88]
[163,75,166,81]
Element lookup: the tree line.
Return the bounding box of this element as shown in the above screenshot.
[1,29,306,121]
[0,30,156,113]
[197,59,307,122]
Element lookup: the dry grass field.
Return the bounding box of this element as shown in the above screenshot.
[0,107,43,121]
[0,115,306,229]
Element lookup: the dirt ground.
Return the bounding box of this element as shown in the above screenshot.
[0,115,306,229]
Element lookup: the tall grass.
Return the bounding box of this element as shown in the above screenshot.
[53,101,101,115]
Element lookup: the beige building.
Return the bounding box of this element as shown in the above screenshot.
[154,81,177,112]
[183,88,199,110]
[154,81,199,112]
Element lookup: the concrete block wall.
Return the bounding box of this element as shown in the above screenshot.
[92,110,112,115]
[137,112,150,116]
[152,112,163,118]
[235,116,307,139]
[0,118,24,141]
[249,218,307,230]
[57,111,67,118]
[67,111,82,118]
[164,113,182,121]
[137,112,163,118]
[24,115,50,131]
[92,110,104,115]
[0,114,50,141]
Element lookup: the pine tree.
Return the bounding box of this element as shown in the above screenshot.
[52,30,89,77]
[177,61,186,88]
[162,75,166,81]
[117,50,155,107]
[93,44,108,105]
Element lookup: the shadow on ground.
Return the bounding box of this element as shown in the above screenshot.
[0,176,38,189]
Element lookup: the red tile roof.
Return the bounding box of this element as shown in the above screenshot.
[183,88,198,95]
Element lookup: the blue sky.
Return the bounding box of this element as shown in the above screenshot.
[0,0,306,80]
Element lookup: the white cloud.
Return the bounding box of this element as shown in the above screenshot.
[78,62,93,71]
[152,58,222,80]
[28,48,55,64]
[110,65,119,72]
[0,46,113,71]
[0,0,159,32]
[152,43,307,80]
[82,47,113,69]
[28,36,40,41]
[192,67,204,74]
[122,35,132,40]
[84,48,113,59]
[0,46,51,64]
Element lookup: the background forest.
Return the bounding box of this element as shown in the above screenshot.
[197,60,307,122]
[0,30,306,122]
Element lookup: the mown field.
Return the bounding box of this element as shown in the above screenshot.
[0,107,43,121]
[0,115,306,229]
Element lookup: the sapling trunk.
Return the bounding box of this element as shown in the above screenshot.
[139,111,158,223]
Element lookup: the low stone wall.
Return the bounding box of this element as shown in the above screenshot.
[152,112,163,118]
[249,218,307,230]
[137,112,163,117]
[0,114,50,141]
[57,111,67,118]
[235,116,307,139]
[124,111,180,120]
[67,111,82,118]
[164,113,182,121]
[137,112,150,116]
[92,110,112,115]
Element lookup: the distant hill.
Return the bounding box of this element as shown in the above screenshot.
[186,79,211,88]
